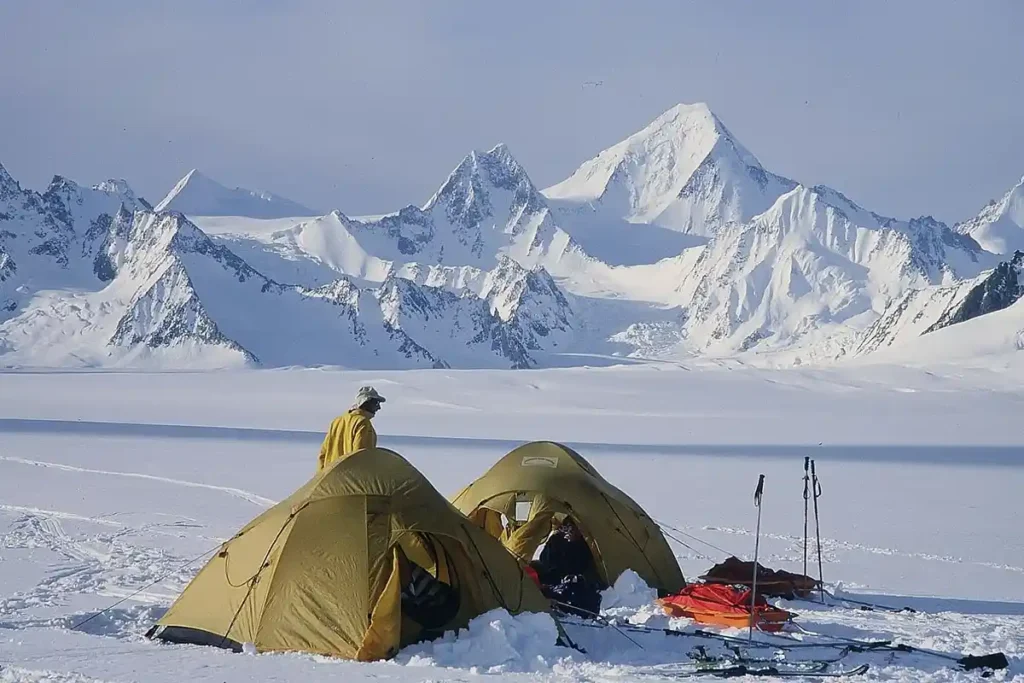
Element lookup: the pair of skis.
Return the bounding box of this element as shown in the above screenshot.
[659,662,870,679]
[674,646,869,678]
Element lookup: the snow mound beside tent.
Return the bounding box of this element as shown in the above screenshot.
[397,609,574,673]
[600,570,673,629]
[601,569,659,611]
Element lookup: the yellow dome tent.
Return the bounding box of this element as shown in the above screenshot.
[451,441,685,595]
[148,447,548,660]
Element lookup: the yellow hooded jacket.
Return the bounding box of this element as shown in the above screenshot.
[318,408,377,471]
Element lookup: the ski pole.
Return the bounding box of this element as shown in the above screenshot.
[802,456,810,579]
[820,589,916,613]
[811,460,824,602]
[789,623,1008,671]
[749,474,765,643]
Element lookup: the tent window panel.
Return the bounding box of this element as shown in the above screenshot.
[514,500,532,523]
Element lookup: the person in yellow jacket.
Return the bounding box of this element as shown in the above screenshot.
[317,386,386,471]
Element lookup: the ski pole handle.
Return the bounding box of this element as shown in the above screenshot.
[753,474,765,506]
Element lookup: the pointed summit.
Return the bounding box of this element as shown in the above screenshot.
[421,143,550,258]
[155,169,316,219]
[0,161,21,201]
[425,143,538,213]
[956,174,1024,255]
[94,178,136,199]
[543,102,796,236]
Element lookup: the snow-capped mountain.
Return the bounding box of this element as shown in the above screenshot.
[926,251,1024,332]
[394,255,576,353]
[956,176,1024,255]
[543,103,796,237]
[0,183,546,368]
[4,101,1024,369]
[155,169,317,219]
[604,184,987,359]
[864,290,1024,366]
[340,144,585,269]
[857,250,1024,354]
[200,144,590,283]
[0,163,150,317]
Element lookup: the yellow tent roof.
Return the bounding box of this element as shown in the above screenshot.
[451,441,685,595]
[150,447,549,660]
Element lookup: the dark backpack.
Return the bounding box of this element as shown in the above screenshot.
[544,573,601,617]
[401,562,460,630]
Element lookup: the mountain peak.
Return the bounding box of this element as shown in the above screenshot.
[0,161,20,199]
[154,169,316,219]
[543,102,790,234]
[45,175,81,195]
[543,102,761,207]
[645,101,718,133]
[956,173,1024,255]
[425,142,540,214]
[444,143,528,184]
[93,178,137,198]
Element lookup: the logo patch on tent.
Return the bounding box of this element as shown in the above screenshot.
[521,456,558,468]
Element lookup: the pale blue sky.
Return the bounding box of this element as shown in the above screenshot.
[1,1,1021,223]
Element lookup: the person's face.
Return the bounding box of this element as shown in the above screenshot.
[363,399,381,415]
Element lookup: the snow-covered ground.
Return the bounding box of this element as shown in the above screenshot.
[2,362,1023,681]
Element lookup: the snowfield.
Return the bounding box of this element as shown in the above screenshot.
[1,362,1023,681]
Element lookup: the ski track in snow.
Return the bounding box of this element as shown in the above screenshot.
[0,507,210,623]
[0,505,124,529]
[0,667,117,683]
[0,455,275,507]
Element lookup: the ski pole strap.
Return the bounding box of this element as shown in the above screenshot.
[811,460,822,498]
[753,474,764,507]
[803,457,810,499]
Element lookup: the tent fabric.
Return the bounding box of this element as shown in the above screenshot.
[450,441,686,596]
[149,447,548,661]
[700,556,819,599]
